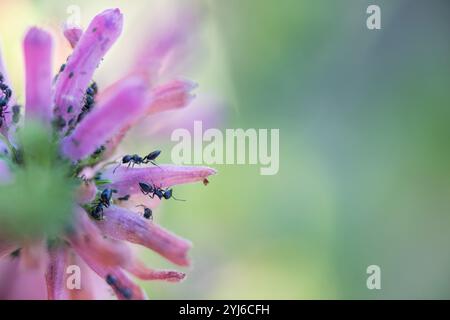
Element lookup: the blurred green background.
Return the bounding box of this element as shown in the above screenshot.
[1,0,449,299]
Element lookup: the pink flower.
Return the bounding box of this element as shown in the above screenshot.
[0,8,216,300]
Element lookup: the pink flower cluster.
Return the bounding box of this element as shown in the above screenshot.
[0,8,216,299]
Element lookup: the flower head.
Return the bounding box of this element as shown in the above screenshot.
[0,8,216,300]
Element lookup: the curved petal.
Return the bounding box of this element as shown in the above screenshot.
[133,5,202,82]
[147,78,197,114]
[60,76,149,161]
[67,207,132,267]
[46,244,69,300]
[24,27,54,125]
[53,8,123,130]
[96,206,191,266]
[74,247,145,300]
[125,259,186,282]
[102,165,216,197]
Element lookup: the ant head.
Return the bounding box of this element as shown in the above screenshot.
[122,155,132,163]
[163,189,173,199]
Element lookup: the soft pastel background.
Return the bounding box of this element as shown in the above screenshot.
[0,0,449,299]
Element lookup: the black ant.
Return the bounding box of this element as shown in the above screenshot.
[139,182,185,201]
[113,150,162,173]
[89,188,116,220]
[136,205,153,220]
[105,274,132,300]
[0,73,12,127]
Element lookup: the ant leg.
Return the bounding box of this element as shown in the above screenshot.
[150,161,163,170]
[112,163,122,174]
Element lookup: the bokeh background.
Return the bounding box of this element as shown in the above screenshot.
[0,0,449,299]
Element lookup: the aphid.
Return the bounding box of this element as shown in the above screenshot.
[105,273,132,300]
[113,150,162,173]
[203,178,210,186]
[137,205,153,220]
[119,287,132,300]
[106,274,117,286]
[117,194,130,201]
[75,82,98,126]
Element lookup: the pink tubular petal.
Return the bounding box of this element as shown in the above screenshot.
[46,244,69,300]
[102,165,217,197]
[68,207,132,267]
[54,8,123,128]
[96,206,191,266]
[24,27,54,124]
[126,260,186,282]
[61,76,149,161]
[74,248,145,300]
[148,78,197,114]
[133,6,201,82]
[63,25,83,48]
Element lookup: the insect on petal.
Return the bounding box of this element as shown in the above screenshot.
[61,76,150,161]
[53,8,123,130]
[96,206,192,266]
[102,165,216,197]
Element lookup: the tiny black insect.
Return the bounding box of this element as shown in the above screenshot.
[117,194,130,201]
[106,274,117,286]
[76,82,98,125]
[137,205,153,220]
[105,273,133,300]
[119,287,133,300]
[113,150,162,173]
